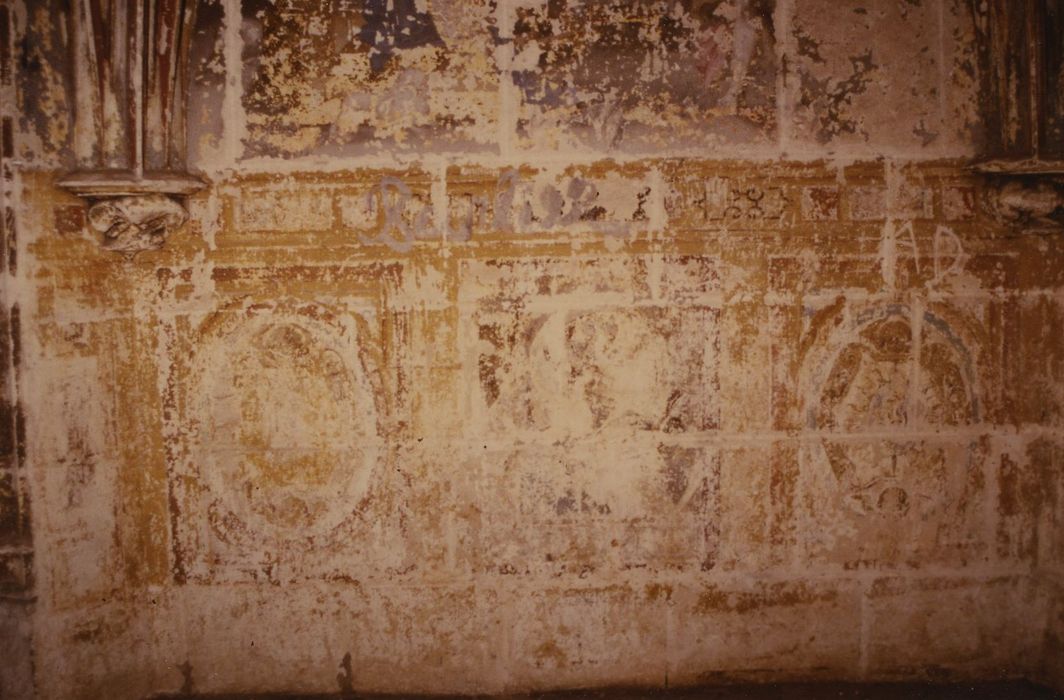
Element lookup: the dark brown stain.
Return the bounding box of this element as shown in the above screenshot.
[0,469,20,544]
[178,660,194,695]
[643,582,673,603]
[337,652,354,695]
[0,5,10,85]
[0,550,32,594]
[1,116,12,158]
[359,0,443,74]
[5,205,16,275]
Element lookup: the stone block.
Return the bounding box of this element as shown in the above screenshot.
[668,578,863,684]
[501,583,668,690]
[717,441,800,572]
[866,576,1041,678]
[0,601,34,700]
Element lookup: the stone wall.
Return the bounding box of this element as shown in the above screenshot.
[3,0,1063,698]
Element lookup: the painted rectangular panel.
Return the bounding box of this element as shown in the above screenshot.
[240,0,500,158]
[509,0,777,154]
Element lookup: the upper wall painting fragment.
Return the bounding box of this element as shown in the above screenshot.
[240,0,500,159]
[508,0,777,155]
[787,0,982,157]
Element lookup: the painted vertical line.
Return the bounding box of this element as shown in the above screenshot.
[859,581,871,677]
[10,302,22,524]
[444,511,456,571]
[774,0,795,157]
[112,0,129,167]
[222,0,245,168]
[795,438,807,572]
[0,0,11,277]
[910,296,924,430]
[0,0,7,440]
[648,167,666,236]
[0,0,28,599]
[937,0,948,155]
[881,161,901,294]
[4,201,14,277]
[432,160,448,243]
[495,0,516,162]
[879,220,897,293]
[72,0,92,165]
[1028,0,1042,157]
[984,421,1002,573]
[0,196,5,276]
[664,583,673,689]
[0,5,10,86]
[132,0,145,178]
[1,117,12,159]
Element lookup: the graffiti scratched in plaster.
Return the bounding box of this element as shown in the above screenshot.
[356,169,655,251]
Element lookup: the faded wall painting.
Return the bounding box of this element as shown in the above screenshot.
[4,0,1064,699]
[465,256,721,575]
[167,300,387,583]
[799,303,987,567]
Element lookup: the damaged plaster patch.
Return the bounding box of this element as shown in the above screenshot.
[787,0,979,156]
[797,48,876,144]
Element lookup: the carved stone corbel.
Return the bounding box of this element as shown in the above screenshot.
[87,193,189,255]
[983,177,1064,228]
[59,0,204,256]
